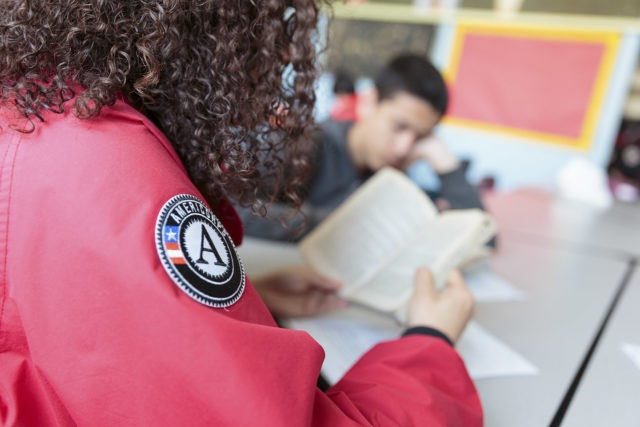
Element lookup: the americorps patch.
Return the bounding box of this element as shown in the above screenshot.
[155,194,245,308]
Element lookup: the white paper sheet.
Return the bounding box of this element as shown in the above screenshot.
[621,342,640,371]
[286,306,538,385]
[463,268,526,302]
[457,322,538,379]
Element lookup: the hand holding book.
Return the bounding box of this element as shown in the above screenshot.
[407,268,474,344]
[298,167,498,323]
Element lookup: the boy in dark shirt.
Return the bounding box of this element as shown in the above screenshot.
[240,54,487,241]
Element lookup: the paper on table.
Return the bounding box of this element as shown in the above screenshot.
[621,342,640,371]
[289,307,399,385]
[463,268,526,302]
[457,322,538,379]
[286,306,538,385]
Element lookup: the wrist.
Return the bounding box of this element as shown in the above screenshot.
[402,326,454,346]
[430,154,459,174]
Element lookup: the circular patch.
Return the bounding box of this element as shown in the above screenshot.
[155,194,245,308]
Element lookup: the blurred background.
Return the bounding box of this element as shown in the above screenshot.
[314,0,640,206]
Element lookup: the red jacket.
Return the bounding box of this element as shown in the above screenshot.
[0,97,482,426]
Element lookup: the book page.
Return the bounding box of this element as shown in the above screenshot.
[345,233,450,312]
[346,210,497,314]
[419,210,498,288]
[299,168,438,296]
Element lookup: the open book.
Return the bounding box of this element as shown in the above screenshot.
[299,167,497,321]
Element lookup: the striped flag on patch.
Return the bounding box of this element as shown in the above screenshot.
[164,226,185,264]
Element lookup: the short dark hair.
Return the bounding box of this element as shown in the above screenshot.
[332,70,355,95]
[374,54,448,115]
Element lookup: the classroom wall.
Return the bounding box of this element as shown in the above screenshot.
[424,21,640,191]
[462,0,640,15]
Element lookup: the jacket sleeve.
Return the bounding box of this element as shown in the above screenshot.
[437,163,486,212]
[316,335,483,426]
[0,301,75,427]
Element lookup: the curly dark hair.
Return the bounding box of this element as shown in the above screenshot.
[0,0,324,210]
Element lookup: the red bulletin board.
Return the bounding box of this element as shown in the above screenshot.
[443,23,621,150]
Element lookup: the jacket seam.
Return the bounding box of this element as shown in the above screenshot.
[0,134,20,332]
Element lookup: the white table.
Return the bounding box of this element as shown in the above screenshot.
[561,266,640,427]
[484,188,640,258]
[237,235,630,427]
[471,236,630,427]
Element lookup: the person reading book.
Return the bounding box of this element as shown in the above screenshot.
[238,53,490,242]
[298,167,498,321]
[0,1,482,426]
